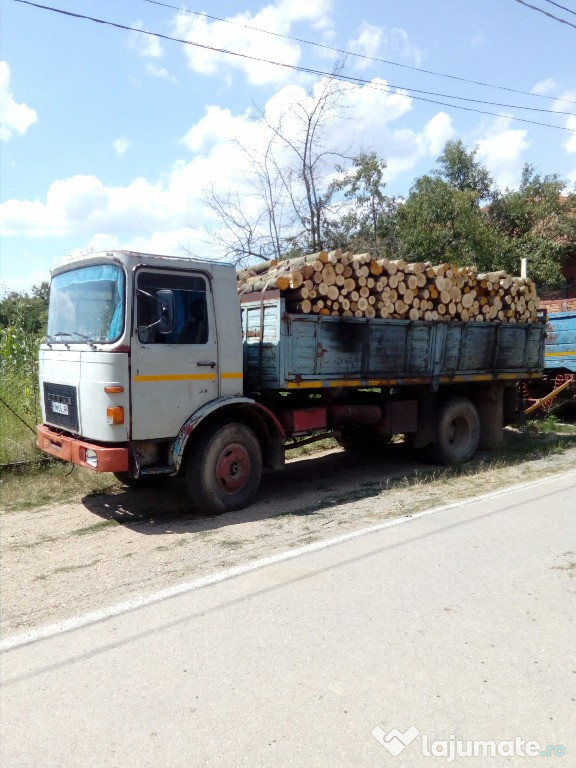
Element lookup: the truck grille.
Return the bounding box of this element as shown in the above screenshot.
[43,382,79,433]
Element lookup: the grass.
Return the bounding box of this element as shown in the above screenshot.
[1,420,575,514]
[528,412,576,434]
[286,436,340,457]
[276,424,576,520]
[218,538,245,550]
[0,461,119,513]
[52,559,101,573]
[552,560,576,576]
[70,519,119,536]
[0,367,41,465]
[154,538,190,552]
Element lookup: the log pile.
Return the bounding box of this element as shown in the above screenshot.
[237,250,540,323]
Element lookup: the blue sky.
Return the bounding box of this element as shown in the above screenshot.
[1,0,575,292]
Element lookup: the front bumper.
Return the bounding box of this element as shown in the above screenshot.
[37,424,129,473]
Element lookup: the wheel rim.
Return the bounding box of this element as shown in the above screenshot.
[215,442,252,494]
[447,415,471,448]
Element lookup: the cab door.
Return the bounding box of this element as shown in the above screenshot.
[131,269,219,441]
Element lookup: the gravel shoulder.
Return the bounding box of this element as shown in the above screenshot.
[2,438,576,637]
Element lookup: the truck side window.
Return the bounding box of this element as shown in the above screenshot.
[137,272,208,345]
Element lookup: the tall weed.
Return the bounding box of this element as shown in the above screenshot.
[0,318,41,464]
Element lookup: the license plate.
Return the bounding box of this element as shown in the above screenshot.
[51,401,69,415]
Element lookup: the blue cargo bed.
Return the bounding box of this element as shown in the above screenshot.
[241,293,545,390]
[544,311,576,373]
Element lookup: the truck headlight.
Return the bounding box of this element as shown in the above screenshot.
[85,449,98,468]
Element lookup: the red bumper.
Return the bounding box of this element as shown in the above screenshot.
[37,424,129,473]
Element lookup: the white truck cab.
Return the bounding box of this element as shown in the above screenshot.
[38,250,282,511]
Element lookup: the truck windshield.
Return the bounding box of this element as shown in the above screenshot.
[47,264,125,344]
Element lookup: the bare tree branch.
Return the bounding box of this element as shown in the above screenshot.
[202,61,354,263]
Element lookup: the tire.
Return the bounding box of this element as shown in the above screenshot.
[434,397,480,465]
[113,472,169,489]
[186,422,262,514]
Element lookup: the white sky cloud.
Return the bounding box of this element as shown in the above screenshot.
[129,23,164,59]
[0,77,457,245]
[475,117,530,190]
[0,61,37,141]
[180,105,260,155]
[1,174,178,238]
[421,112,456,157]
[348,24,384,66]
[172,0,333,86]
[532,78,557,95]
[0,265,48,293]
[565,121,576,154]
[470,31,485,48]
[128,22,173,79]
[146,63,174,80]
[551,90,576,154]
[70,228,216,262]
[349,24,423,69]
[2,0,574,295]
[113,137,130,156]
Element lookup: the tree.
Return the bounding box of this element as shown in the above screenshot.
[488,165,576,286]
[396,141,500,265]
[204,135,288,263]
[204,68,352,265]
[327,151,399,255]
[395,141,576,287]
[0,282,50,335]
[0,283,49,381]
[397,173,501,267]
[435,139,493,200]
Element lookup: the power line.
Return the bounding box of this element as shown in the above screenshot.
[140,0,576,106]
[513,0,576,29]
[13,0,575,131]
[540,0,576,17]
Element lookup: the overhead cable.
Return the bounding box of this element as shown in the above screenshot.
[540,0,576,18]
[140,0,576,105]
[12,0,575,131]
[513,0,576,29]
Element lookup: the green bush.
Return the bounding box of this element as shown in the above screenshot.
[0,318,42,465]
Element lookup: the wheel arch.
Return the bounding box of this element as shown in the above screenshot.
[171,397,285,473]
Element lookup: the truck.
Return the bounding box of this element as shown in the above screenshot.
[37,250,546,513]
[524,300,576,415]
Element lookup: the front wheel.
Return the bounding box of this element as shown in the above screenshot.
[186,422,263,514]
[434,397,480,465]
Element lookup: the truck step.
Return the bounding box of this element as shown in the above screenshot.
[139,465,174,476]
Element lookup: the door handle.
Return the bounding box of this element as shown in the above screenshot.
[197,361,217,368]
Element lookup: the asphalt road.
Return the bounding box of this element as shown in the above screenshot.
[1,472,575,768]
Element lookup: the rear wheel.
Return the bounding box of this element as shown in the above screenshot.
[434,397,480,465]
[186,422,262,514]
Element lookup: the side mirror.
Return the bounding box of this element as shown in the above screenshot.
[155,289,175,334]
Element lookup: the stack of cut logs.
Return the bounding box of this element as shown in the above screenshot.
[237,250,540,323]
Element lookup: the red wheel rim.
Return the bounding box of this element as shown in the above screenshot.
[215,442,251,494]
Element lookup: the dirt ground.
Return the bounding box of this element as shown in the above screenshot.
[2,439,576,638]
